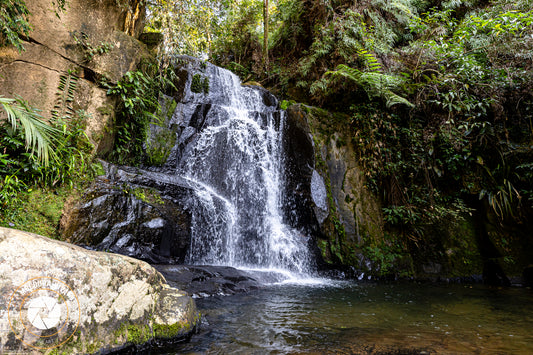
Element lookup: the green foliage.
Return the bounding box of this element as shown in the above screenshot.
[210,0,265,71]
[73,31,113,62]
[52,72,79,121]
[0,109,92,185]
[272,1,533,235]
[1,104,94,236]
[0,173,26,210]
[362,242,409,277]
[146,127,176,166]
[0,186,78,238]
[191,73,210,94]
[324,64,414,108]
[105,63,178,165]
[279,99,295,110]
[146,0,224,58]
[0,0,31,51]
[0,96,59,165]
[153,321,188,339]
[126,324,151,344]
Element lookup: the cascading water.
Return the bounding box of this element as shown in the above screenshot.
[170,59,313,275]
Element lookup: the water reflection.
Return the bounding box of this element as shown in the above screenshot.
[156,282,533,354]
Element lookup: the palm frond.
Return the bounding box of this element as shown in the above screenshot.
[0,96,60,165]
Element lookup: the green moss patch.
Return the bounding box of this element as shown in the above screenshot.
[153,321,189,339]
[0,186,79,239]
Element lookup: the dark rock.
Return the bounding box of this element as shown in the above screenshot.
[522,265,533,287]
[282,105,328,267]
[139,32,163,49]
[155,265,263,297]
[282,105,318,230]
[254,85,279,108]
[284,104,385,270]
[60,163,194,264]
[483,259,511,286]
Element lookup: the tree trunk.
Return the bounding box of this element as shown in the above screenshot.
[263,0,269,69]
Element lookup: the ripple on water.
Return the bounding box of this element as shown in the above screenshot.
[154,282,533,354]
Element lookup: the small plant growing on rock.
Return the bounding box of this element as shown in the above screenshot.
[191,74,209,94]
[73,31,113,62]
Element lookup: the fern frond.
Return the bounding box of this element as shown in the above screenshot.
[325,64,414,108]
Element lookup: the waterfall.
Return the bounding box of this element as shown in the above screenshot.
[169,59,313,274]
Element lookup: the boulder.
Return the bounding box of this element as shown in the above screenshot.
[60,162,194,264]
[0,227,198,354]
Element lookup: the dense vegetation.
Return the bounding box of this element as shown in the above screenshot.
[147,0,533,276]
[1,0,532,277]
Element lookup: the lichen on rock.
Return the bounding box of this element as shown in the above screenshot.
[0,227,198,354]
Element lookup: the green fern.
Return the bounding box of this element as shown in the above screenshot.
[358,49,383,72]
[325,64,414,108]
[51,73,78,120]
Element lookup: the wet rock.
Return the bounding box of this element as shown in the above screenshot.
[155,265,263,298]
[0,227,198,354]
[311,169,329,224]
[60,163,194,264]
[282,105,321,231]
[285,104,384,268]
[282,105,328,267]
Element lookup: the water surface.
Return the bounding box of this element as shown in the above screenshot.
[160,281,533,354]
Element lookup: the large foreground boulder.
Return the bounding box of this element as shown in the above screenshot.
[0,227,199,354]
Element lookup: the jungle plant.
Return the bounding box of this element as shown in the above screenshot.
[324,64,414,108]
[73,31,113,62]
[0,106,93,212]
[0,0,32,51]
[0,96,59,165]
[105,62,178,165]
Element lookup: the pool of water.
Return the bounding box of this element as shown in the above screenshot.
[158,281,533,354]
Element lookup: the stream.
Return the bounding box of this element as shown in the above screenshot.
[158,281,533,354]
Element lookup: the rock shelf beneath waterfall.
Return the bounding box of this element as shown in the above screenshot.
[155,265,305,298]
[155,265,263,298]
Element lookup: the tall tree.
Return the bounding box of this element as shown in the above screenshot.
[263,0,268,68]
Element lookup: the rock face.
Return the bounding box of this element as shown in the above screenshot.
[0,0,150,154]
[0,227,198,354]
[60,162,194,264]
[284,104,488,280]
[285,104,384,267]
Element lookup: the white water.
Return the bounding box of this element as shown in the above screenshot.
[172,60,315,279]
